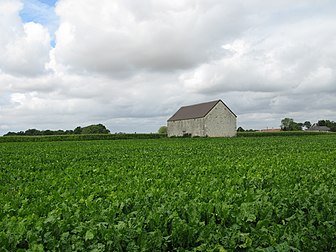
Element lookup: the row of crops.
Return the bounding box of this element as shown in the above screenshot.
[1,136,335,251]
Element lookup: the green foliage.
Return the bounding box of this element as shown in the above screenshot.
[73,126,82,134]
[81,124,110,134]
[317,120,336,132]
[303,121,312,129]
[0,133,166,143]
[0,131,333,143]
[1,136,336,251]
[237,131,332,137]
[158,126,168,134]
[4,129,73,136]
[237,126,245,132]
[3,124,110,136]
[281,118,302,131]
[280,119,336,132]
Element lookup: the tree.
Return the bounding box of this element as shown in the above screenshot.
[74,127,82,134]
[43,130,53,135]
[25,129,41,136]
[281,118,294,131]
[316,120,336,132]
[158,126,167,134]
[280,118,302,131]
[237,126,245,132]
[3,132,17,136]
[303,121,311,129]
[81,124,110,134]
[317,120,326,126]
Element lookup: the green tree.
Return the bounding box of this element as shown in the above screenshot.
[303,121,311,129]
[237,126,245,132]
[281,118,293,131]
[316,120,336,132]
[74,127,82,134]
[3,132,17,136]
[24,129,42,136]
[158,126,167,134]
[281,118,302,131]
[43,130,53,135]
[317,120,326,126]
[81,124,110,134]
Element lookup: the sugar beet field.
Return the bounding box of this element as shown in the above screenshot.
[1,135,335,251]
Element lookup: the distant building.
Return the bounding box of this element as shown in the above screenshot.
[306,124,330,132]
[167,100,237,137]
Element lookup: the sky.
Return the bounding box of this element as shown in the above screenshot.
[0,0,335,135]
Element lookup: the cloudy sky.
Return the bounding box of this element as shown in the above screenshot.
[0,0,335,134]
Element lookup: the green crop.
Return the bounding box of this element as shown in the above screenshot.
[0,136,335,251]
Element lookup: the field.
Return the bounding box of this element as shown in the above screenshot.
[1,135,335,251]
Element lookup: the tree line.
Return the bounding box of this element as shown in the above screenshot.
[237,118,336,132]
[280,118,336,132]
[3,124,110,136]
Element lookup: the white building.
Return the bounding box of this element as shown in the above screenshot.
[167,100,237,137]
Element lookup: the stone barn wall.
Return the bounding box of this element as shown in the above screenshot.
[167,117,205,137]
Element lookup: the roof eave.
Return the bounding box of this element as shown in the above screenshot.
[167,116,204,122]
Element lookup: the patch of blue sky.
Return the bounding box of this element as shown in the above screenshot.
[20,0,59,47]
[37,0,58,6]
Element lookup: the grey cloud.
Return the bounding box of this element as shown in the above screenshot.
[180,15,336,95]
[220,90,335,130]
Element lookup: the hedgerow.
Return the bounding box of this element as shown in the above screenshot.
[1,131,333,143]
[237,131,332,137]
[0,133,166,143]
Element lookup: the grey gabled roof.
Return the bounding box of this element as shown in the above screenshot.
[307,125,330,131]
[167,100,236,122]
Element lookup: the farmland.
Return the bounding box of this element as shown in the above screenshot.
[0,135,335,251]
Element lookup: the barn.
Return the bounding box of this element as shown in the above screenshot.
[306,124,330,132]
[167,100,237,137]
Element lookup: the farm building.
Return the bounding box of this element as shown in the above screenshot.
[306,124,330,132]
[167,100,237,137]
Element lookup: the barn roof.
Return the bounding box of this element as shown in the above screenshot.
[306,125,330,132]
[167,100,236,121]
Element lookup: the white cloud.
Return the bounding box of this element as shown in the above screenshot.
[53,0,255,76]
[21,0,59,44]
[181,15,336,95]
[0,0,51,76]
